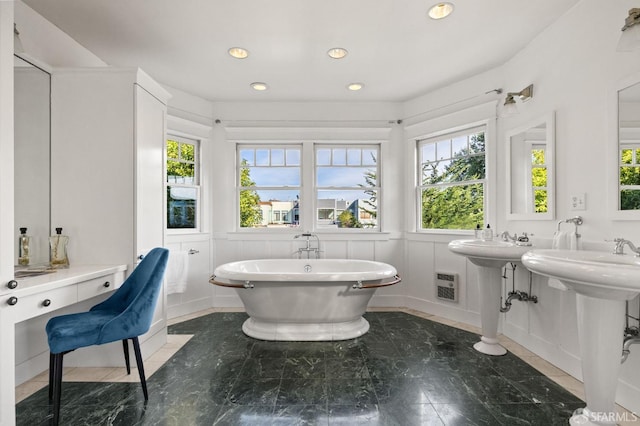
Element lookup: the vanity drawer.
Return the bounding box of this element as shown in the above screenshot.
[5,286,78,323]
[77,272,124,302]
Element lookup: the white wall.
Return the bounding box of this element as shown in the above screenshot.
[399,0,640,413]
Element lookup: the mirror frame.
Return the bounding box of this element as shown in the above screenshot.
[609,70,640,220]
[505,111,555,221]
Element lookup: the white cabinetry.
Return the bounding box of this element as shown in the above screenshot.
[51,68,170,267]
[165,237,212,319]
[49,68,171,365]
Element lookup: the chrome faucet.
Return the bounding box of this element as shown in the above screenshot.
[500,231,532,246]
[294,232,320,259]
[500,231,517,242]
[613,238,640,256]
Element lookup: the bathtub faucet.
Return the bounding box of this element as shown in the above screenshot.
[294,232,321,259]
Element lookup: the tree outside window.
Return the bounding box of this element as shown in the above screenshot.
[167,136,199,229]
[418,129,486,230]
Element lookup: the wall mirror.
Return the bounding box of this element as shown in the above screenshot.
[14,55,51,266]
[616,77,640,217]
[505,112,555,220]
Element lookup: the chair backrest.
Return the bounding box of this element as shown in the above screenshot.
[90,247,169,342]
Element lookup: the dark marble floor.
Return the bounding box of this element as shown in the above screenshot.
[16,311,584,425]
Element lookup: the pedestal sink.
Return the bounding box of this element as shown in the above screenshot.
[522,249,640,426]
[448,239,533,356]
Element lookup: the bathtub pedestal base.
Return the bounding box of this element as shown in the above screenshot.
[242,317,370,341]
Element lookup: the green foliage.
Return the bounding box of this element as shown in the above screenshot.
[337,209,361,228]
[167,139,195,180]
[531,149,547,213]
[239,161,262,227]
[357,150,378,224]
[619,149,640,210]
[421,133,485,230]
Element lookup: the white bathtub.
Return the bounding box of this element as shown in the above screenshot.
[210,259,400,341]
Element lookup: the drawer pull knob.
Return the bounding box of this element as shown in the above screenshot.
[7,297,18,306]
[7,280,18,289]
[103,281,111,288]
[42,299,51,307]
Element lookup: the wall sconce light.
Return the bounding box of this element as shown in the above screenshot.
[503,84,533,115]
[14,23,24,54]
[617,8,640,51]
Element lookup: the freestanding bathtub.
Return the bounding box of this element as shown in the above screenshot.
[210,259,400,341]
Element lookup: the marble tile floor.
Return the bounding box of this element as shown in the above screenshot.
[14,308,639,425]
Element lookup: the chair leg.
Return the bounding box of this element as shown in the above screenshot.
[131,337,148,400]
[122,339,131,374]
[50,352,64,426]
[48,352,54,401]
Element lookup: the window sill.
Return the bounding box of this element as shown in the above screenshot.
[222,230,396,241]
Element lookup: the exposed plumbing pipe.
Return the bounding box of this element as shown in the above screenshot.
[621,299,640,363]
[621,335,640,363]
[500,263,538,313]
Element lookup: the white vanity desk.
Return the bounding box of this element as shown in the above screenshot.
[0,264,127,425]
[1,265,127,321]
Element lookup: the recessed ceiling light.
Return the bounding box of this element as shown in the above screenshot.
[250,82,268,91]
[428,2,454,20]
[228,47,249,59]
[327,47,348,59]
[347,83,364,91]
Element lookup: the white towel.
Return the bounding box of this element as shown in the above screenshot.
[166,251,189,294]
[547,231,579,291]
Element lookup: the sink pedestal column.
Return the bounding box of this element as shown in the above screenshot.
[570,294,625,426]
[473,266,507,356]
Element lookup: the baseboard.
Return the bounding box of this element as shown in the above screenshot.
[503,321,582,379]
[167,297,213,320]
[617,378,640,416]
[212,294,244,308]
[404,295,482,327]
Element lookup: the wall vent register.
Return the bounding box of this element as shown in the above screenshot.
[436,272,458,302]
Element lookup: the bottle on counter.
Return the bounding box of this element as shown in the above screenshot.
[49,227,69,268]
[482,224,493,241]
[18,227,30,266]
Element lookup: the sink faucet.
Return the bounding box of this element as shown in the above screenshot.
[613,238,640,256]
[500,231,517,242]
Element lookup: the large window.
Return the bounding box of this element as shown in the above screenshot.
[418,127,486,230]
[167,135,200,229]
[315,146,379,229]
[238,145,301,228]
[236,143,380,230]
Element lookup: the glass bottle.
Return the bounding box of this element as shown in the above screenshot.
[49,227,69,268]
[18,227,30,266]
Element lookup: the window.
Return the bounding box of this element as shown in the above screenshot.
[167,135,200,229]
[418,126,486,230]
[620,142,640,210]
[316,146,379,229]
[236,142,381,231]
[530,144,548,213]
[238,145,301,228]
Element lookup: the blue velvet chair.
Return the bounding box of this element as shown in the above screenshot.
[45,247,169,425]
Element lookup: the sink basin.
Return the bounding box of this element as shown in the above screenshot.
[521,249,640,300]
[521,248,640,425]
[448,239,532,267]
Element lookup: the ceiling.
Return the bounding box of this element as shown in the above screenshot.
[23,0,581,103]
